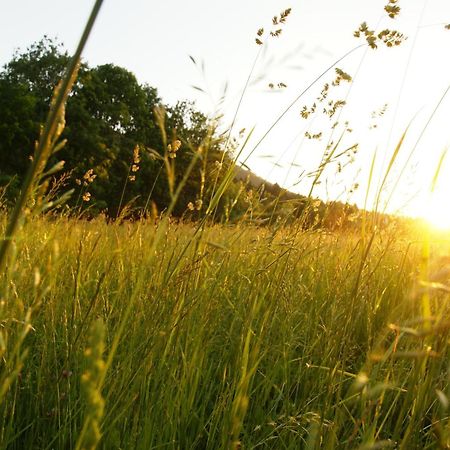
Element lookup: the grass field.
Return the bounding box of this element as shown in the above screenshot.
[1,2,450,448]
[1,214,450,449]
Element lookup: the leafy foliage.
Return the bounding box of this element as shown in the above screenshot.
[0,38,240,219]
[0,38,361,228]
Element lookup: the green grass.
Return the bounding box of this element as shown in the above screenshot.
[1,214,450,449]
[2,3,450,448]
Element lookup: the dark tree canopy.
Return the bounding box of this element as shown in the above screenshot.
[0,37,239,218]
[0,37,359,227]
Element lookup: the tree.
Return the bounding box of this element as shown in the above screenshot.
[61,63,163,214]
[0,37,238,219]
[0,79,37,178]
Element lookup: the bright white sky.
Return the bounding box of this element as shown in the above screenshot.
[1,0,450,223]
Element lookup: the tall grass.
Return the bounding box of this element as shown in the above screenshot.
[2,215,450,449]
[1,1,450,449]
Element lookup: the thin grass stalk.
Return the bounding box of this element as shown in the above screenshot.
[361,149,377,243]
[241,44,365,165]
[0,0,104,275]
[421,149,448,329]
[101,145,203,385]
[383,83,450,212]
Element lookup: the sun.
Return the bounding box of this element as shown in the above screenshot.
[422,185,450,231]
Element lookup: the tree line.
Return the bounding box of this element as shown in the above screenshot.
[0,37,363,228]
[0,37,249,219]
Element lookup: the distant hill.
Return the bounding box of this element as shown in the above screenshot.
[232,164,369,230]
[233,165,303,201]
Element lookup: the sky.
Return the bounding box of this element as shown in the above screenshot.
[1,0,450,223]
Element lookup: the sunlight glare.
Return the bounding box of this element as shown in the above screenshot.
[423,183,450,231]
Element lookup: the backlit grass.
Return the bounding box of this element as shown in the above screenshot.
[2,215,450,448]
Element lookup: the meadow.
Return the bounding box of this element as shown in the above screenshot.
[1,1,450,449]
[1,212,450,449]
